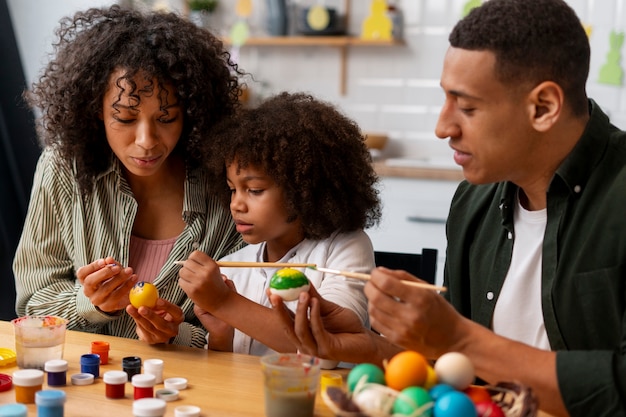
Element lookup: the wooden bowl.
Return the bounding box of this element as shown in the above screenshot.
[364,133,389,150]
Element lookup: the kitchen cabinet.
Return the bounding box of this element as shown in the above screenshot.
[365,177,462,286]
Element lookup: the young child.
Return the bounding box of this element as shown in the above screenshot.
[178,92,381,362]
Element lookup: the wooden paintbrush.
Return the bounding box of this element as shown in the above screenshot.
[309,266,447,292]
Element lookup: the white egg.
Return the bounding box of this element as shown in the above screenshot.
[434,352,475,390]
[268,283,310,301]
[352,385,395,415]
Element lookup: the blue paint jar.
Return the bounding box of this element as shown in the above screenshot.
[80,353,100,378]
[0,403,27,417]
[123,356,142,380]
[44,359,68,386]
[35,390,66,417]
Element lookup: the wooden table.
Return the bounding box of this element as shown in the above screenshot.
[0,321,556,417]
[0,321,340,416]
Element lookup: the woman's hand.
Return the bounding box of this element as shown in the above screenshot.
[76,257,138,313]
[126,298,184,344]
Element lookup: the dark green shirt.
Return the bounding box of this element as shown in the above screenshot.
[444,100,626,416]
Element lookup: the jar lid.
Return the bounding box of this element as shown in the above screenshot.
[35,389,67,406]
[155,388,179,402]
[0,403,28,417]
[44,359,68,372]
[80,353,100,365]
[123,356,142,366]
[12,369,44,386]
[91,340,110,351]
[132,373,156,387]
[174,405,201,417]
[164,377,187,390]
[143,358,164,370]
[132,398,166,416]
[71,373,95,385]
[0,374,12,392]
[0,348,16,367]
[103,370,128,384]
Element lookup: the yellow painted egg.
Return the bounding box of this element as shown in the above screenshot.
[129,282,159,309]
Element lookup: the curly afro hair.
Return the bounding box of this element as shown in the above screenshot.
[450,0,589,116]
[26,5,242,196]
[204,92,382,240]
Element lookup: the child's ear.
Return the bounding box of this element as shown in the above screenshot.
[527,81,563,132]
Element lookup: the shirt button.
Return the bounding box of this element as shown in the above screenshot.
[574,185,581,193]
[192,242,199,249]
[507,232,513,239]
[486,292,494,301]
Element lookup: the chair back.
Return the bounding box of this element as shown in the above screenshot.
[374,248,438,284]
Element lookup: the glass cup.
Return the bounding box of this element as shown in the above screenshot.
[11,316,68,370]
[260,353,321,417]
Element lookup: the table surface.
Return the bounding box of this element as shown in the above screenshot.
[0,321,555,417]
[0,321,341,416]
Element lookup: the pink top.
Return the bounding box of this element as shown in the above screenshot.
[129,235,177,283]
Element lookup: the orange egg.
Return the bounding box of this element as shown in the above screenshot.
[384,350,428,391]
[464,385,492,404]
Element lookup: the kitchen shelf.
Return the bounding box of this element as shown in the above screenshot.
[227,36,404,95]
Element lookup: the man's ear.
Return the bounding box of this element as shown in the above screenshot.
[527,81,563,132]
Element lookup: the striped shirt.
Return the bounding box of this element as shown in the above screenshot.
[13,149,243,348]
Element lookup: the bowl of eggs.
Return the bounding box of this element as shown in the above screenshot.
[323,350,538,417]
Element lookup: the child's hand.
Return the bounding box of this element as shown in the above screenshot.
[194,305,234,351]
[178,250,235,312]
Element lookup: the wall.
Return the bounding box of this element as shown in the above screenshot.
[215,0,626,162]
[8,0,626,162]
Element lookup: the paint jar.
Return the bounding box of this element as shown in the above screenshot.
[103,370,128,399]
[12,369,44,404]
[70,373,94,386]
[123,356,142,380]
[0,403,28,417]
[80,353,100,378]
[44,359,68,386]
[91,341,110,365]
[174,405,201,417]
[133,398,166,417]
[143,359,164,384]
[132,373,156,400]
[35,389,66,417]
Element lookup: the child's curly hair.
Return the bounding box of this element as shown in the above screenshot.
[205,92,382,240]
[26,5,242,196]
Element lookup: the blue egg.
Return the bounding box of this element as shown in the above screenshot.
[433,391,477,417]
[429,383,455,401]
[347,363,385,392]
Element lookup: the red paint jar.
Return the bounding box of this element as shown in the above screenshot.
[103,370,128,399]
[132,374,156,400]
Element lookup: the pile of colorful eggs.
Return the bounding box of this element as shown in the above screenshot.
[327,350,508,417]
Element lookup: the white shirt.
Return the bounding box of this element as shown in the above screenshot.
[219,230,374,356]
[492,193,551,350]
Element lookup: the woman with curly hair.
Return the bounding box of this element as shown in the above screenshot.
[178,92,381,364]
[13,5,244,347]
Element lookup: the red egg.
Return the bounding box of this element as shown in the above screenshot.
[475,400,505,417]
[464,386,492,404]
